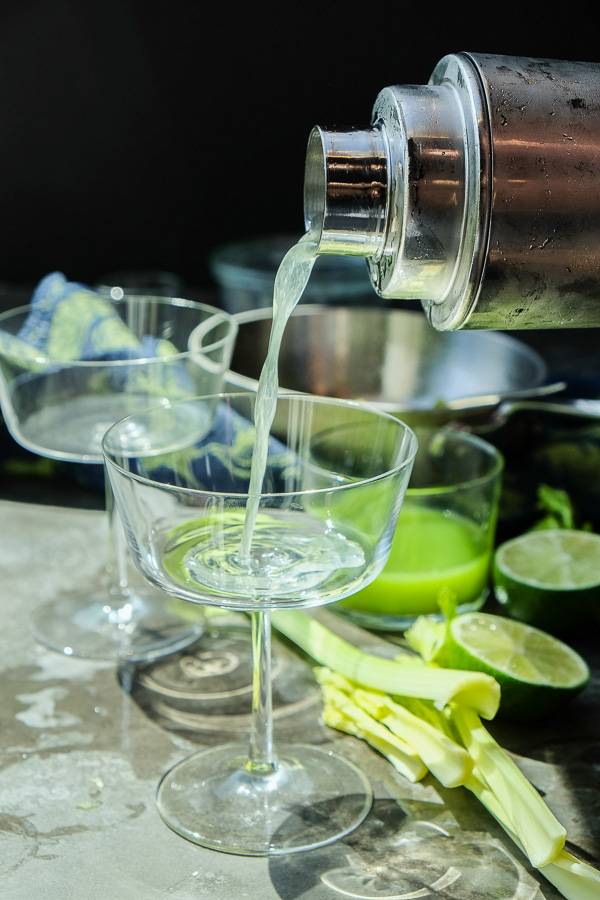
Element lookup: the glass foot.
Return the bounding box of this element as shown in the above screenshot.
[30,586,204,661]
[156,741,373,856]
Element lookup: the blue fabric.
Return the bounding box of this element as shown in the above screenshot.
[0,272,196,404]
[0,272,292,495]
[0,272,177,362]
[0,272,169,363]
[131,402,296,494]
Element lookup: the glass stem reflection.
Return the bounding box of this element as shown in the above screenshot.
[247,610,277,774]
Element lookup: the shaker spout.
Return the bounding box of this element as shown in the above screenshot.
[303,73,481,329]
[304,125,389,257]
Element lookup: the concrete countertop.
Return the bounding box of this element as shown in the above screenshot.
[1,499,599,899]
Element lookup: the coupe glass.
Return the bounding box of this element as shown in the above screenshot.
[103,391,417,855]
[0,295,238,660]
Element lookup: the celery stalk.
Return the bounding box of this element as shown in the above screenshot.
[352,688,473,788]
[466,771,600,900]
[451,704,566,867]
[396,694,457,740]
[540,850,600,900]
[271,610,596,898]
[322,702,427,783]
[316,667,467,785]
[318,679,427,783]
[271,609,500,719]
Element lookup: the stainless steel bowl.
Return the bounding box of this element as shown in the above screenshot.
[226,306,548,424]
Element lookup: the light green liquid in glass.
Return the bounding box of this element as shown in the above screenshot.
[342,504,490,617]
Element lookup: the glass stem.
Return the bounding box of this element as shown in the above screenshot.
[247,610,277,773]
[104,473,130,603]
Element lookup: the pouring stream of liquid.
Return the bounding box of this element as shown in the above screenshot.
[237,235,318,562]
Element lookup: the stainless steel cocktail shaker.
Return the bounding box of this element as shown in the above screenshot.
[303,52,600,330]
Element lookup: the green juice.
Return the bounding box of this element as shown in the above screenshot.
[340,504,491,617]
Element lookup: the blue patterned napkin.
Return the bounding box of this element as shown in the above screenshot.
[0,271,175,363]
[133,400,297,494]
[0,272,293,494]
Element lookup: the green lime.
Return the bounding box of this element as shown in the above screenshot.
[493,529,600,635]
[444,611,590,718]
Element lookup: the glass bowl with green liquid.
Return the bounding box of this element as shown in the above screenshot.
[335,427,504,631]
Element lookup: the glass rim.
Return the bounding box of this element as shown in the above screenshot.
[406,426,504,496]
[102,391,419,500]
[0,297,239,367]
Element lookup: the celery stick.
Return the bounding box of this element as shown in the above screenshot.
[315,666,360,694]
[272,609,500,719]
[396,694,457,739]
[540,850,600,900]
[317,669,471,788]
[404,612,447,662]
[353,689,472,788]
[452,705,566,867]
[466,772,600,900]
[323,702,426,783]
[319,681,427,783]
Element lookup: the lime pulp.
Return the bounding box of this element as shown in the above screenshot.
[446,612,590,718]
[493,529,600,635]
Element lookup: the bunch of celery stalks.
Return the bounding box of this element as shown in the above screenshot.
[271,601,600,900]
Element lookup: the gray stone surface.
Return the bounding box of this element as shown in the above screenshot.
[1,500,598,899]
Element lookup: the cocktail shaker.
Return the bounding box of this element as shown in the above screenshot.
[303,52,600,330]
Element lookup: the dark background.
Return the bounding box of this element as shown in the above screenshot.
[0,0,597,293]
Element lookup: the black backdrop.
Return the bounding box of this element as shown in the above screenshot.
[0,0,597,290]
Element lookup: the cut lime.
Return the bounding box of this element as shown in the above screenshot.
[444,612,590,718]
[493,529,600,635]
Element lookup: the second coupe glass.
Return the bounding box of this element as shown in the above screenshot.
[0,293,238,660]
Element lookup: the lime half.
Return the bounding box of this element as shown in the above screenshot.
[493,529,600,635]
[445,612,590,718]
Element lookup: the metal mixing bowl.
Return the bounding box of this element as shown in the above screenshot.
[226,306,548,424]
